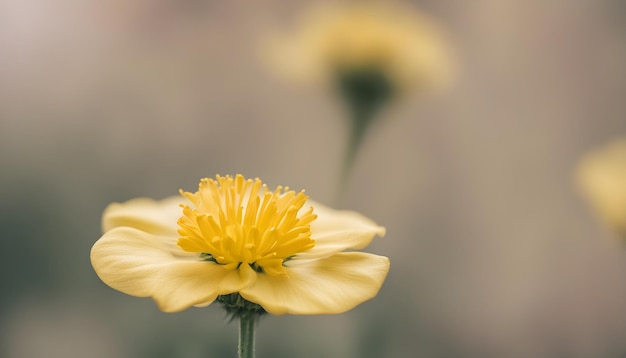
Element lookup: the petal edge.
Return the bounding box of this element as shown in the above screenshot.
[240,252,390,315]
[91,227,254,312]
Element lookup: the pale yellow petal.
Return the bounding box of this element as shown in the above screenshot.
[90,227,256,313]
[294,200,385,260]
[240,252,389,315]
[102,196,184,235]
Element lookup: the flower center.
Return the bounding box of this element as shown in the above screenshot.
[177,175,316,277]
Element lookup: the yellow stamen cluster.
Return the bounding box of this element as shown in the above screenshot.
[177,175,316,277]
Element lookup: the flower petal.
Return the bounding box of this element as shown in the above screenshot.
[90,227,256,312]
[102,196,184,235]
[295,200,385,260]
[240,252,389,315]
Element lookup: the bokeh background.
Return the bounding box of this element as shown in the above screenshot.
[2,0,626,357]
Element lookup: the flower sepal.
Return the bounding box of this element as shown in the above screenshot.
[337,67,394,114]
[217,293,266,321]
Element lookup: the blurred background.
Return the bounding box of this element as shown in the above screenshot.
[2,0,626,357]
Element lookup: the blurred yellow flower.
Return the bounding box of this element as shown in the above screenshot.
[91,174,389,314]
[264,1,453,92]
[577,138,626,236]
[263,2,454,187]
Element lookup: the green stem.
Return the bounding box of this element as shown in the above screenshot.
[238,313,256,358]
[338,104,377,198]
[335,68,393,199]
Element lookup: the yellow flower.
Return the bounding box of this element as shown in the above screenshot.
[91,175,389,314]
[577,138,626,236]
[264,1,453,92]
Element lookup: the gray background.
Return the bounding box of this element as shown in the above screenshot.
[2,0,626,357]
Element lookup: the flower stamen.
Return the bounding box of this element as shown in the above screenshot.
[177,175,316,276]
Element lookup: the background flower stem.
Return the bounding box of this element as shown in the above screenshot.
[336,69,393,199]
[340,104,376,192]
[238,312,256,358]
